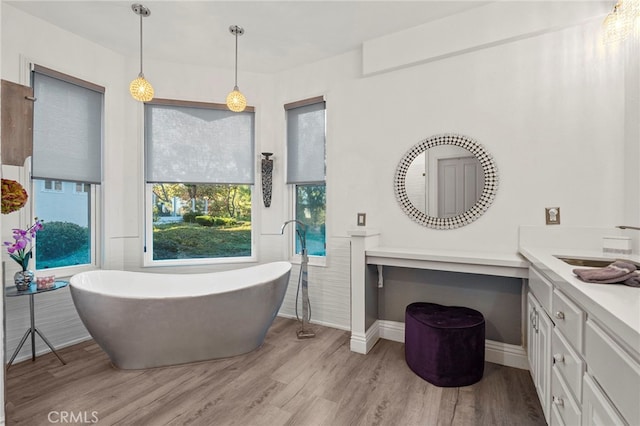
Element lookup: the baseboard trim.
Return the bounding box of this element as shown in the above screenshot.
[277,313,350,332]
[484,339,529,370]
[350,321,380,354]
[375,320,529,370]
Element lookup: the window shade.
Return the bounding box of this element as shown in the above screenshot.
[286,100,325,184]
[32,66,104,184]
[145,100,255,184]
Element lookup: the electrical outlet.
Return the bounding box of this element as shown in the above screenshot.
[545,207,560,225]
[357,213,366,226]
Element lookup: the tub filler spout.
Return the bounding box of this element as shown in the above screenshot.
[281,220,315,339]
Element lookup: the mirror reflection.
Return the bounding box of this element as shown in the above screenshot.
[405,146,484,218]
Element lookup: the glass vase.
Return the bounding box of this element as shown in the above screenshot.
[14,270,34,291]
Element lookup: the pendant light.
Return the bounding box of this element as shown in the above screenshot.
[226,25,247,112]
[603,0,639,44]
[129,4,154,102]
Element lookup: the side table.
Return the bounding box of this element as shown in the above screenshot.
[6,280,68,368]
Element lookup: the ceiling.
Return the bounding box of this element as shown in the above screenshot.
[6,1,488,74]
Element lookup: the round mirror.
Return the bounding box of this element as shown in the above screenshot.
[394,133,498,229]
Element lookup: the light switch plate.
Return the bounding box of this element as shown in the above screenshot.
[545,207,560,225]
[357,213,366,226]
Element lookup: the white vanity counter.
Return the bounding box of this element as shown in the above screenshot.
[519,246,640,357]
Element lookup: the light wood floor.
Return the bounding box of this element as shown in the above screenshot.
[6,317,545,425]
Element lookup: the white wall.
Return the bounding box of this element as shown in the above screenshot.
[329,20,625,252]
[623,35,640,252]
[1,2,636,370]
[271,10,630,331]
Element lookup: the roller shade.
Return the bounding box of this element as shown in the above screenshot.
[145,100,255,184]
[286,99,325,184]
[31,65,104,183]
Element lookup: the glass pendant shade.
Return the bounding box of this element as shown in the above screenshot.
[130,74,154,102]
[603,0,639,44]
[226,86,247,112]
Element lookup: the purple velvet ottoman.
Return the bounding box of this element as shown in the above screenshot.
[405,302,485,387]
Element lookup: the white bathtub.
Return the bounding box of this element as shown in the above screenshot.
[69,262,292,369]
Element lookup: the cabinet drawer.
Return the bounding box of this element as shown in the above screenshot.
[585,319,640,425]
[551,404,565,426]
[582,373,625,426]
[552,289,584,353]
[552,327,584,402]
[529,267,552,314]
[551,367,581,426]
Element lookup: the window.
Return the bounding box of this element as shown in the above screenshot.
[31,65,103,271]
[144,99,255,264]
[74,182,90,194]
[285,97,326,257]
[43,180,63,192]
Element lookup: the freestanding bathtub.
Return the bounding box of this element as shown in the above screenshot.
[69,261,292,369]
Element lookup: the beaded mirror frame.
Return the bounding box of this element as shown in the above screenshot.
[394,133,498,229]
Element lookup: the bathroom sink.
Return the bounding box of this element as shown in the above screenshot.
[555,256,640,268]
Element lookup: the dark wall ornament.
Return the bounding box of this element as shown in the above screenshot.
[261,152,273,208]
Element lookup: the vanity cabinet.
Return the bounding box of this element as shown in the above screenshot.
[528,264,639,426]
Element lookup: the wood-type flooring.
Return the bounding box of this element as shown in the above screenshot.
[5,317,545,425]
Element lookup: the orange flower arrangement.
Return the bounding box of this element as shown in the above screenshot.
[1,179,28,214]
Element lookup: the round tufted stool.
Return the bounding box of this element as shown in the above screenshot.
[405,302,485,387]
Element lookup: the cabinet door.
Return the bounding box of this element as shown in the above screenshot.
[582,374,625,426]
[537,304,552,422]
[527,293,538,380]
[1,79,34,166]
[528,292,552,423]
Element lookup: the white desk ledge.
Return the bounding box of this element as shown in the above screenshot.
[366,247,529,279]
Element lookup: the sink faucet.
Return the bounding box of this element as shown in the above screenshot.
[617,225,640,231]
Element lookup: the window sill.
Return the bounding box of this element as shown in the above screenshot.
[36,263,97,280]
[143,256,258,268]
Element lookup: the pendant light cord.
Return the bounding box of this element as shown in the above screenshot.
[139,13,144,77]
[234,27,239,88]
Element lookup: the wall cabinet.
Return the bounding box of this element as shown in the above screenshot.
[1,79,34,166]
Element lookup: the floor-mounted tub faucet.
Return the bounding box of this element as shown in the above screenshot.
[281,220,315,339]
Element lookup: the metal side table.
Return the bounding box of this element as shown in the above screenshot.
[6,280,68,368]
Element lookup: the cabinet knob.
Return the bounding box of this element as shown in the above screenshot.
[553,396,564,407]
[553,353,565,364]
[555,311,565,320]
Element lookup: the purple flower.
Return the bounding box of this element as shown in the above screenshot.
[3,219,43,271]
